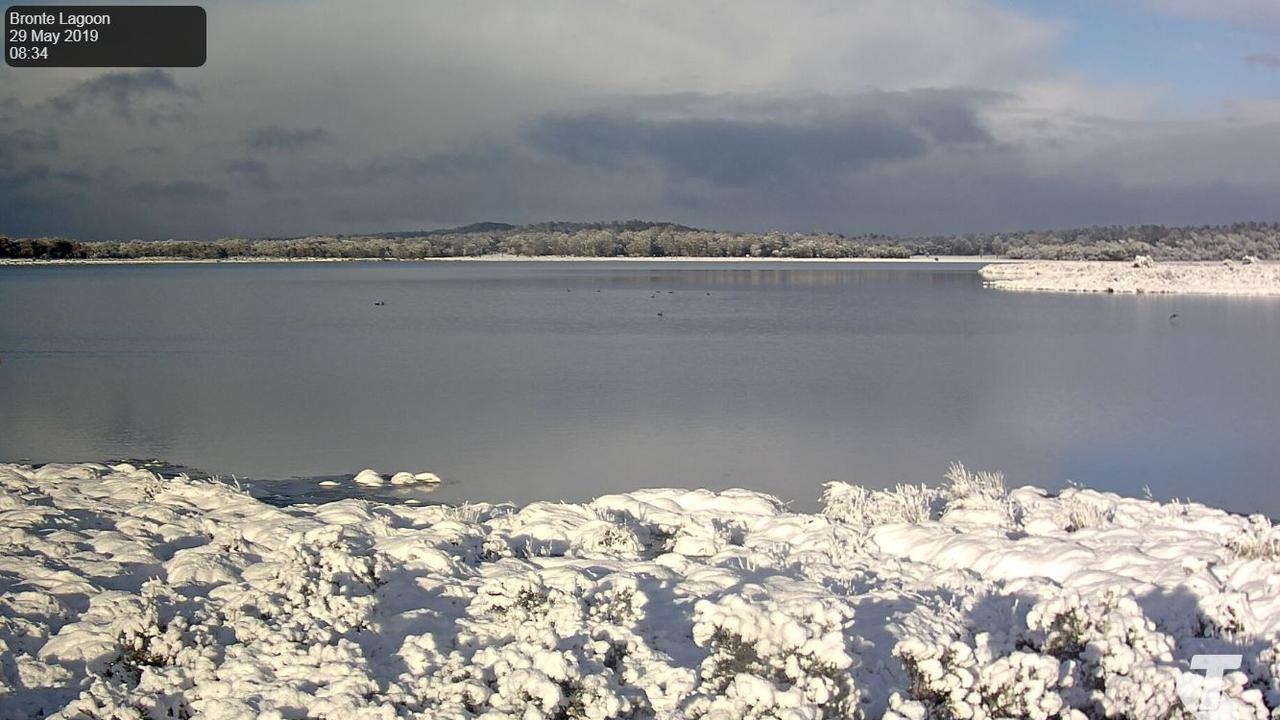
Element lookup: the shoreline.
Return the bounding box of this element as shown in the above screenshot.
[0,254,1006,266]
[7,255,1278,296]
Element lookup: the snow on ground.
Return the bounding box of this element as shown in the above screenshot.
[980,258,1280,296]
[2,461,1280,719]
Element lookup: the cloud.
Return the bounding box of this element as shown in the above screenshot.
[48,69,195,123]
[125,179,227,203]
[1246,53,1280,68]
[1138,0,1280,29]
[1,1,1277,239]
[222,159,274,187]
[0,129,58,154]
[529,90,1001,188]
[245,126,331,151]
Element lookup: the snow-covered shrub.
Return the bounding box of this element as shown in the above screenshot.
[941,462,1019,527]
[892,636,1071,720]
[1253,642,1280,710]
[822,482,937,528]
[1226,515,1280,560]
[1029,591,1182,718]
[465,573,566,634]
[1133,255,1156,268]
[1195,592,1254,640]
[210,524,381,642]
[584,576,647,628]
[461,570,649,649]
[942,463,1006,506]
[892,591,1216,719]
[468,633,651,719]
[1055,492,1115,532]
[570,519,644,558]
[36,581,222,720]
[682,583,862,718]
[413,569,660,718]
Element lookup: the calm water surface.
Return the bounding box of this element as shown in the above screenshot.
[1,261,1277,513]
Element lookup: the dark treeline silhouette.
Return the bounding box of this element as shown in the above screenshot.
[3,220,1279,261]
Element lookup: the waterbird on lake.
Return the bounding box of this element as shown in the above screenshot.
[1169,313,1181,325]
[373,301,385,306]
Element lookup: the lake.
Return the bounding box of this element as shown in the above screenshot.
[1,260,1277,514]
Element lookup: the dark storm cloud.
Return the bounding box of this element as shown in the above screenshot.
[528,89,1001,187]
[529,113,925,186]
[245,126,332,151]
[0,163,95,238]
[0,129,58,154]
[1246,53,1280,68]
[0,95,20,123]
[0,164,91,192]
[48,70,195,123]
[222,159,274,188]
[124,180,227,204]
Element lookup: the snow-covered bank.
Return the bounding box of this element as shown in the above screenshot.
[980,258,1280,296]
[3,462,1280,719]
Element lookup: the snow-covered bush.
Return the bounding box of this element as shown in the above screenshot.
[1029,591,1181,717]
[942,463,1006,506]
[890,591,1241,719]
[210,524,381,643]
[822,482,937,528]
[419,569,659,718]
[682,582,863,718]
[1133,255,1156,268]
[35,581,223,720]
[941,462,1019,527]
[570,519,645,558]
[1055,492,1115,532]
[1226,515,1280,560]
[465,633,651,719]
[1195,592,1254,640]
[1253,642,1280,710]
[892,636,1072,720]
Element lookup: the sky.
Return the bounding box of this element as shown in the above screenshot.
[2,0,1279,239]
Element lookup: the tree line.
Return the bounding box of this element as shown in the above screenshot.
[3,220,1279,261]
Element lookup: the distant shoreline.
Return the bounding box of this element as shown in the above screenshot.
[8,257,1278,296]
[0,254,1007,266]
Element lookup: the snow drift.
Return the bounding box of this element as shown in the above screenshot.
[2,461,1279,719]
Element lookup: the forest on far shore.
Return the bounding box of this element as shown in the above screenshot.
[3,220,1279,261]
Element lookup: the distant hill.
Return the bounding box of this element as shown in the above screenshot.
[373,222,518,239]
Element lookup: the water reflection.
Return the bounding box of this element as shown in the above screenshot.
[1,261,1277,514]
